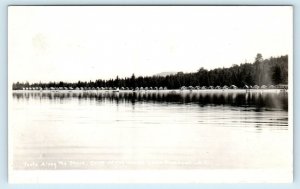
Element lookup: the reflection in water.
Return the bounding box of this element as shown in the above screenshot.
[13,90,288,111]
[11,90,290,170]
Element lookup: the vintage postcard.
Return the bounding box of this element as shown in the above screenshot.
[8,6,293,183]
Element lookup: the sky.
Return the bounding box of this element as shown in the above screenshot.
[8,6,293,83]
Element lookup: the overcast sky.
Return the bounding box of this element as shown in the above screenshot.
[8,6,292,83]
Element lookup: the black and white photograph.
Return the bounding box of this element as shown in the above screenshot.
[8,6,293,183]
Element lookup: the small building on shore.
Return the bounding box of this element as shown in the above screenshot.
[253,85,259,89]
[229,85,237,89]
[188,86,194,90]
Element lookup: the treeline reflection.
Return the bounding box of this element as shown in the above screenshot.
[13,91,288,111]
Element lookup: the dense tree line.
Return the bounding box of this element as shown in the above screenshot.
[12,54,288,90]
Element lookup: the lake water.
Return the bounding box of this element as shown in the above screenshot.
[10,90,291,170]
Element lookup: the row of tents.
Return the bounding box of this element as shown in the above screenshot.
[180,85,279,90]
[20,84,284,91]
[21,86,169,91]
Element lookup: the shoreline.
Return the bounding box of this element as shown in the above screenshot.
[11,89,288,94]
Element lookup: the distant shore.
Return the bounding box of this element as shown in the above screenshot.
[12,89,288,93]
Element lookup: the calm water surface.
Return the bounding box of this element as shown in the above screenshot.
[11,90,290,170]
